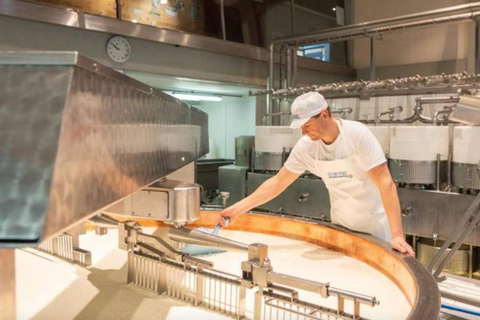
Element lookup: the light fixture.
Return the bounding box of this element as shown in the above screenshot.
[167,92,223,102]
[332,7,336,11]
[160,0,168,3]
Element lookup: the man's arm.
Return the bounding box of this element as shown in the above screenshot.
[367,163,415,256]
[219,167,300,226]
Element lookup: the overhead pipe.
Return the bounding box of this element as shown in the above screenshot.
[220,0,226,40]
[290,0,296,36]
[251,72,480,98]
[286,47,293,88]
[370,37,376,81]
[168,226,249,252]
[261,2,480,115]
[272,3,480,47]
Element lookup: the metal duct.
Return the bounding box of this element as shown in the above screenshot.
[0,52,208,247]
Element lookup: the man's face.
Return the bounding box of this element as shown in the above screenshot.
[301,110,329,141]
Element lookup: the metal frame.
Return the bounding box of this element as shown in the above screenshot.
[37,229,92,267]
[427,193,480,281]
[109,211,442,320]
[260,2,480,115]
[252,72,478,98]
[119,220,382,320]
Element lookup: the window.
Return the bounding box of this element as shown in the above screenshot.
[297,43,330,62]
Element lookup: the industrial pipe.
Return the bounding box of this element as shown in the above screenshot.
[168,226,249,252]
[263,2,480,105]
[251,73,480,98]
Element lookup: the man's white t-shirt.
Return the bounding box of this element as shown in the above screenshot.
[285,120,386,175]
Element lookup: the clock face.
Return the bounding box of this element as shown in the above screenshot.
[107,36,131,63]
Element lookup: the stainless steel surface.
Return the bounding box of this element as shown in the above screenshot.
[433,106,453,124]
[220,0,226,41]
[0,52,208,247]
[263,292,364,320]
[218,165,249,206]
[0,250,15,320]
[376,106,403,123]
[164,260,246,318]
[124,210,440,320]
[104,179,201,227]
[168,226,249,252]
[451,95,480,125]
[399,188,480,246]
[370,37,376,81]
[286,48,293,88]
[247,173,331,220]
[417,239,470,276]
[389,159,442,185]
[253,152,285,171]
[437,154,441,191]
[129,252,165,293]
[235,136,254,168]
[89,214,119,229]
[0,0,354,77]
[196,159,235,192]
[477,19,480,76]
[267,44,274,126]
[430,192,480,280]
[452,162,480,190]
[290,0,296,35]
[36,229,92,266]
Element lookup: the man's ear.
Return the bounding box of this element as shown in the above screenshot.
[320,109,329,119]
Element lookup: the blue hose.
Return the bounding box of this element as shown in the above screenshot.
[441,304,480,317]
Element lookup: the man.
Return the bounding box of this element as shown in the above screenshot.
[219,92,414,256]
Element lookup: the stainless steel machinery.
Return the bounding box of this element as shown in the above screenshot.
[247,73,480,282]
[0,51,433,320]
[0,51,208,319]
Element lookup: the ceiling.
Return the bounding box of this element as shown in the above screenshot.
[126,71,262,97]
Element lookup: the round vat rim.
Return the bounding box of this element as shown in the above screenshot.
[115,210,441,320]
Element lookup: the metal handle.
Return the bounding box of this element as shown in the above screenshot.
[298,193,309,202]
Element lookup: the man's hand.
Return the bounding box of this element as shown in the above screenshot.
[391,235,415,257]
[218,207,242,227]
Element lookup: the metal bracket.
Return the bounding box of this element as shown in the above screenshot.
[427,193,480,281]
[36,225,92,267]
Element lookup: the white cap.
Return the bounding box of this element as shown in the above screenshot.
[290,92,328,129]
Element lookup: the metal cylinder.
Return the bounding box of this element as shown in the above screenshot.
[452,162,480,190]
[389,159,438,185]
[168,227,249,252]
[417,238,471,276]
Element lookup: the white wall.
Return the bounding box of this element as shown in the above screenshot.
[197,97,256,159]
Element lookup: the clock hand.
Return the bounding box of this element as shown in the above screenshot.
[112,44,120,50]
